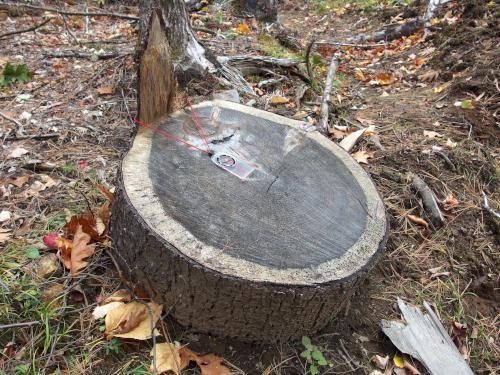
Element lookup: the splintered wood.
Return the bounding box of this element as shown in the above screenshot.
[138,11,175,124]
[382,298,474,375]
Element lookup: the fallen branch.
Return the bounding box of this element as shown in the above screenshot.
[408,173,445,228]
[305,39,316,87]
[315,40,387,49]
[0,111,22,128]
[44,50,123,60]
[318,56,339,135]
[350,19,422,43]
[0,2,139,21]
[0,17,52,40]
[5,133,60,141]
[382,298,474,375]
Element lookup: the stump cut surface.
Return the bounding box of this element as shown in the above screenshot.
[112,100,388,339]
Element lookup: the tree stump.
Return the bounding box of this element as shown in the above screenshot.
[111,100,388,340]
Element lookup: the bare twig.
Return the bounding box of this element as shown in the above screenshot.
[318,56,339,135]
[408,172,445,228]
[5,133,59,141]
[0,111,23,128]
[0,320,41,330]
[0,2,139,21]
[305,38,316,86]
[44,50,123,60]
[0,17,52,40]
[482,191,500,220]
[315,40,387,48]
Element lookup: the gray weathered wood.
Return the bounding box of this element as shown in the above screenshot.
[408,173,445,228]
[318,57,339,135]
[111,100,388,340]
[382,298,474,375]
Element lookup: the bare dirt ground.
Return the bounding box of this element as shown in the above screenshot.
[1,1,498,374]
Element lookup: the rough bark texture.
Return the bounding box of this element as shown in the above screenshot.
[138,10,175,123]
[138,0,215,78]
[111,181,369,340]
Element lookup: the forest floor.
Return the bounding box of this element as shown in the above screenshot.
[0,0,498,374]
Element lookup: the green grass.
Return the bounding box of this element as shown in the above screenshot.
[257,33,301,59]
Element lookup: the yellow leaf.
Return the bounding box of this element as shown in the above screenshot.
[235,22,250,34]
[152,343,183,375]
[434,85,446,93]
[354,68,366,81]
[351,150,375,164]
[270,95,289,104]
[92,301,124,320]
[105,301,162,340]
[393,354,405,368]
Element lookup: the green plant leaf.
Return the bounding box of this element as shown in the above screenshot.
[302,336,313,350]
[25,247,40,259]
[312,55,322,65]
[312,349,327,366]
[309,364,319,375]
[460,99,474,109]
[300,349,312,360]
[0,62,32,87]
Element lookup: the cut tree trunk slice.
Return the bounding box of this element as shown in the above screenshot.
[111,100,389,340]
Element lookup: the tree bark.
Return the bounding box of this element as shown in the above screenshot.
[138,0,216,80]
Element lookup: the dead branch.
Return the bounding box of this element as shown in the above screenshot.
[482,191,500,220]
[0,111,23,128]
[408,173,445,228]
[318,56,339,135]
[0,321,41,330]
[0,2,139,21]
[0,17,52,40]
[5,133,60,141]
[44,50,124,60]
[315,40,387,48]
[305,39,316,86]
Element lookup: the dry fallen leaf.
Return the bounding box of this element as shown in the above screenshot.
[444,138,457,149]
[407,214,429,228]
[99,289,132,305]
[352,150,375,164]
[97,86,115,95]
[270,95,289,104]
[92,301,124,320]
[105,301,162,340]
[0,175,30,188]
[235,22,250,34]
[369,72,397,86]
[152,343,183,374]
[372,355,389,370]
[444,193,459,207]
[197,353,232,375]
[418,70,439,82]
[0,228,12,243]
[423,130,443,139]
[7,147,29,159]
[41,283,65,307]
[0,210,11,222]
[59,225,95,275]
[22,253,59,278]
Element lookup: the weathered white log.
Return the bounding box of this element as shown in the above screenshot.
[318,56,339,135]
[382,298,474,375]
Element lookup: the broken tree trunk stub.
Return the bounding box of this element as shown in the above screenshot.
[111,100,388,340]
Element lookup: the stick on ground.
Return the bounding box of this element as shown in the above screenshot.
[408,172,445,228]
[318,56,339,135]
[0,17,52,40]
